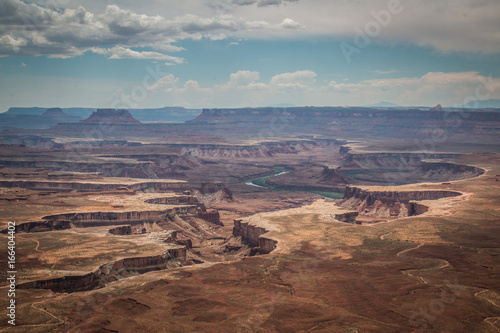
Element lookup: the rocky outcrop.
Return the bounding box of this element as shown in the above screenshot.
[109,225,132,235]
[199,182,233,200]
[233,219,277,254]
[320,166,351,184]
[197,209,222,226]
[80,109,141,125]
[18,248,187,293]
[334,212,359,223]
[341,186,460,219]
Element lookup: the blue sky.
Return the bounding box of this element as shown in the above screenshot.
[1,0,500,112]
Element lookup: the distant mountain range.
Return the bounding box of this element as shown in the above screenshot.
[0,106,202,130]
[363,101,402,108]
[267,103,297,108]
[367,100,500,109]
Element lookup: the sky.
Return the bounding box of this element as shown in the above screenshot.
[1,0,500,112]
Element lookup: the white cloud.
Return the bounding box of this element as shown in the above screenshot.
[327,71,500,106]
[270,70,317,89]
[149,74,179,92]
[280,18,302,29]
[90,46,184,64]
[372,69,399,75]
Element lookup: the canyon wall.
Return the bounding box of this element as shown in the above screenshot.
[341,186,460,219]
[0,180,188,192]
[43,206,199,225]
[18,248,187,293]
[145,195,199,205]
[233,219,277,254]
[2,220,72,233]
[343,186,462,203]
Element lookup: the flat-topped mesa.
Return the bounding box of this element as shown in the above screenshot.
[41,107,69,117]
[233,219,277,255]
[190,107,500,124]
[80,109,142,125]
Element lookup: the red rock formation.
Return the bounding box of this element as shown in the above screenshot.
[199,182,233,200]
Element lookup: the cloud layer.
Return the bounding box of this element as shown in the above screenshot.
[1,0,500,60]
[0,0,301,59]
